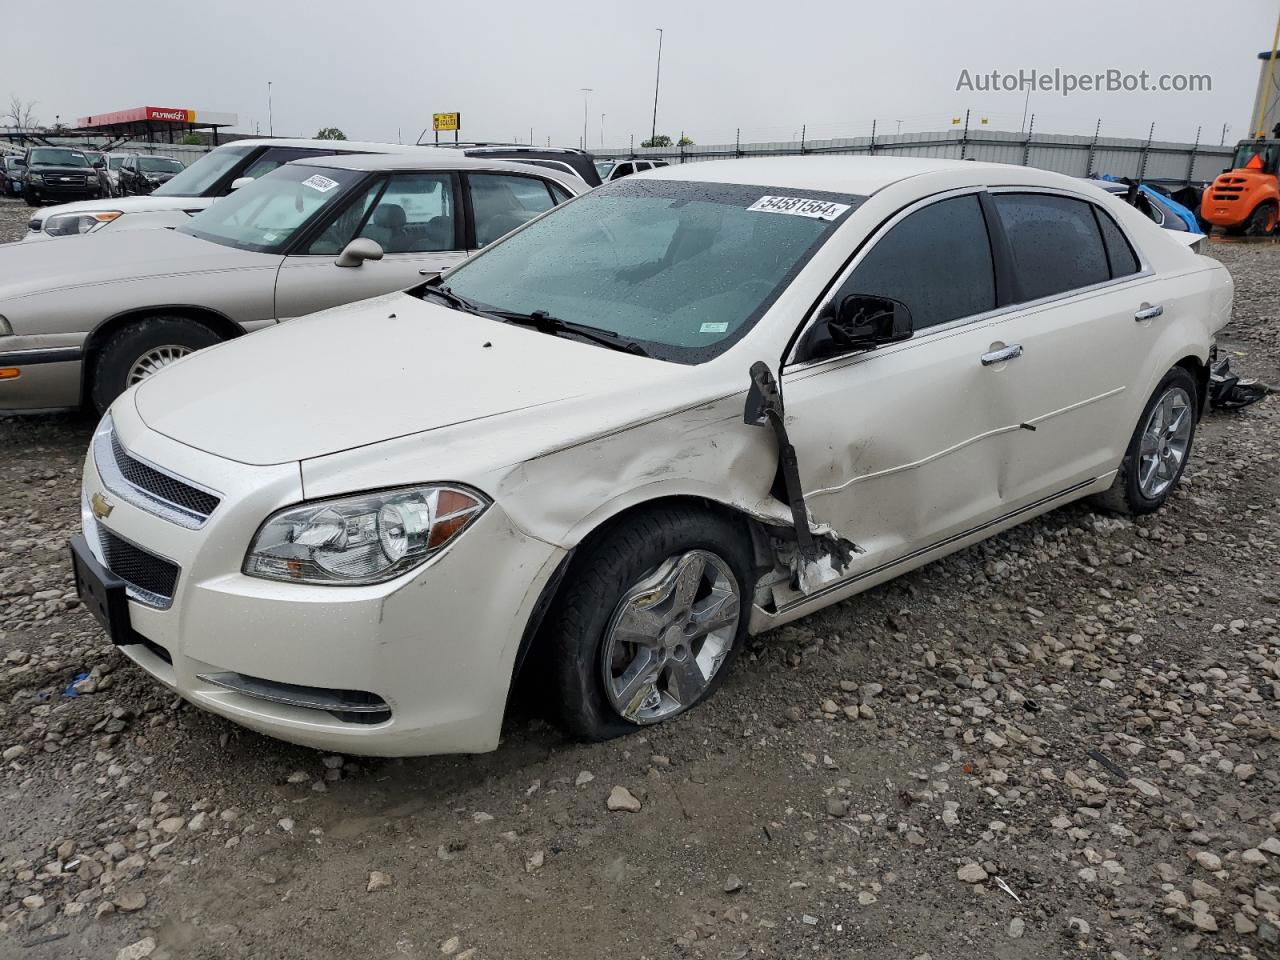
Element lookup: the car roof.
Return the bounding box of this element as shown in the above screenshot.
[214,137,426,153]
[639,156,1031,195]
[288,152,585,191]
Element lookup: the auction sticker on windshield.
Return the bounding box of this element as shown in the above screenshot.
[301,174,341,193]
[747,196,850,221]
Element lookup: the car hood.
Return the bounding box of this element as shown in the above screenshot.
[0,228,273,300]
[132,293,684,466]
[32,194,213,218]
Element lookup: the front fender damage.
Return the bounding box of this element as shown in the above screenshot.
[743,361,861,594]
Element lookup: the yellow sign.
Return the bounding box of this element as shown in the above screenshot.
[433,112,460,132]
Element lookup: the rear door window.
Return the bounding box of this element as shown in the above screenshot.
[834,193,996,330]
[468,173,555,247]
[993,193,1110,301]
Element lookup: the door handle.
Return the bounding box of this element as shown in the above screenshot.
[981,344,1024,366]
[1134,303,1164,321]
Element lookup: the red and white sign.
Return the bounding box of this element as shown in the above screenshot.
[77,106,238,128]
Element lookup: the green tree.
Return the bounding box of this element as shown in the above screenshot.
[180,133,203,145]
[677,134,694,146]
[641,134,672,148]
[315,127,347,140]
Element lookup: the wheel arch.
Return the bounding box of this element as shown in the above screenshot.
[508,492,779,689]
[79,305,245,403]
[1173,352,1210,415]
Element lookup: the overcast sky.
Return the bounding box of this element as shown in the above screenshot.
[4,0,1277,148]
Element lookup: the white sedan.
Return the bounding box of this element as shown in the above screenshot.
[71,156,1232,756]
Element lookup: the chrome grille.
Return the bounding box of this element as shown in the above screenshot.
[93,418,220,528]
[96,526,179,608]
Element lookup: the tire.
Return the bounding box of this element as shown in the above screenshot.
[1092,366,1199,516]
[89,316,223,413]
[1245,201,1278,237]
[545,505,753,741]
[24,193,39,207]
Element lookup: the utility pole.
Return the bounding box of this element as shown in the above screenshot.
[580,88,592,155]
[651,28,664,144]
[1220,122,1230,146]
[1252,8,1280,137]
[601,113,606,147]
[267,81,273,137]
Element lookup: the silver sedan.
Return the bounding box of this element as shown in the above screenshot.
[0,153,582,413]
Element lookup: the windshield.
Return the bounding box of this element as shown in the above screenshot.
[1232,142,1280,173]
[594,160,616,178]
[177,164,362,254]
[154,144,254,197]
[29,148,89,167]
[140,157,184,173]
[108,156,126,170]
[444,179,860,363]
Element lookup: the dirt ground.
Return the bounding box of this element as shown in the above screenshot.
[0,197,1277,960]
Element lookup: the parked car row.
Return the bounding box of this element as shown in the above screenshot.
[2,149,1232,758]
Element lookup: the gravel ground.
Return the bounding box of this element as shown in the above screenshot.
[0,196,1277,960]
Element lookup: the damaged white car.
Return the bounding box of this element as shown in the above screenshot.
[71,157,1232,756]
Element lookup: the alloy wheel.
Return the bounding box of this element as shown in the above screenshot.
[601,549,740,724]
[1137,385,1193,499]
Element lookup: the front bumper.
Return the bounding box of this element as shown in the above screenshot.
[79,402,565,756]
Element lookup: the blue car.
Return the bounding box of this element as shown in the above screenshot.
[1094,177,1201,233]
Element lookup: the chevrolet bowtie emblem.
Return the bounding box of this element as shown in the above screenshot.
[90,492,114,520]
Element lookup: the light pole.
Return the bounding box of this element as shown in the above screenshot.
[651,28,663,144]
[581,88,592,153]
[268,81,273,137]
[601,113,606,146]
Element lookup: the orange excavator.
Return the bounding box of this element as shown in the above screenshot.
[1200,134,1280,236]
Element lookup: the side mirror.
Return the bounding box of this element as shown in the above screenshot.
[229,176,254,192]
[335,237,384,268]
[93,159,105,169]
[798,295,913,361]
[13,158,26,167]
[830,295,913,350]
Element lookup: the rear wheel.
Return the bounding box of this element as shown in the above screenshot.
[89,316,223,413]
[1093,366,1198,516]
[546,506,752,741]
[1245,201,1278,237]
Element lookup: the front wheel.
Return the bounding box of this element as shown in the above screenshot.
[89,316,223,413]
[1093,366,1198,516]
[546,506,752,741]
[1245,201,1278,237]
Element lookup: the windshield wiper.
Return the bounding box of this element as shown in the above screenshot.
[419,284,488,317]
[489,309,649,357]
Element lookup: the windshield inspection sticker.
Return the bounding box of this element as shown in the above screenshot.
[301,174,340,193]
[747,196,851,221]
[700,322,729,334]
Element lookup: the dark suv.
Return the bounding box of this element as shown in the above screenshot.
[423,142,602,187]
[117,154,187,195]
[18,147,108,206]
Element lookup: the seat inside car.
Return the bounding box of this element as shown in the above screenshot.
[364,203,408,252]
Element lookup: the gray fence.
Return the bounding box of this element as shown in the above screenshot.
[601,128,1234,186]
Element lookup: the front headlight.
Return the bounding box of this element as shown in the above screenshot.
[43,211,122,236]
[244,485,488,586]
[27,172,43,183]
